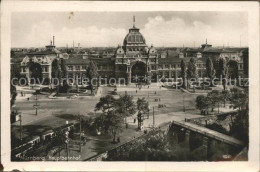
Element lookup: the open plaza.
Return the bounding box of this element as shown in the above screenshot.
[11,82,239,160]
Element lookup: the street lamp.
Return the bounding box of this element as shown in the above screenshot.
[33,90,40,116]
[153,106,155,128]
[78,114,82,152]
[147,91,149,119]
[19,112,22,141]
[64,131,69,161]
[183,94,186,112]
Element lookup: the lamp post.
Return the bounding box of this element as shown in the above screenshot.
[125,91,128,125]
[19,112,22,141]
[147,91,149,119]
[183,94,186,112]
[65,131,69,161]
[33,90,40,116]
[78,114,82,152]
[153,107,155,128]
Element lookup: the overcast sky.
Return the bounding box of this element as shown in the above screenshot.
[11,12,248,48]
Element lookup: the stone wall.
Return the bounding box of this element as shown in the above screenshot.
[187,111,238,131]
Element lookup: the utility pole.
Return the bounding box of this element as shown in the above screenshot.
[19,112,22,141]
[218,102,220,114]
[36,92,38,115]
[147,91,149,119]
[125,91,127,125]
[64,131,69,161]
[33,91,39,116]
[78,114,82,152]
[183,94,186,112]
[153,107,155,128]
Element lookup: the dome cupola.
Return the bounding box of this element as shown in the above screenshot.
[122,16,148,54]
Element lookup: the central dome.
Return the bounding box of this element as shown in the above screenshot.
[123,26,146,45]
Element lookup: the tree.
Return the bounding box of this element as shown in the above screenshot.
[95,95,116,114]
[136,97,149,114]
[94,95,125,142]
[180,60,187,88]
[229,87,248,111]
[187,57,198,90]
[221,90,231,107]
[51,59,62,94]
[93,115,105,135]
[58,59,70,93]
[207,90,221,112]
[206,57,215,86]
[104,111,124,143]
[105,131,179,161]
[136,97,149,128]
[195,95,209,115]
[116,93,136,123]
[218,58,229,90]
[51,59,60,81]
[227,60,238,79]
[86,61,98,95]
[60,58,67,78]
[29,62,43,84]
[230,109,249,144]
[10,84,17,108]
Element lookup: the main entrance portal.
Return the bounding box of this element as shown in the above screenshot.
[131,62,147,83]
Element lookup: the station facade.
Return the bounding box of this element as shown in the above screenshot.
[19,19,248,85]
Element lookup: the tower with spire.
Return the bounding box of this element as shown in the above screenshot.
[201,38,212,49]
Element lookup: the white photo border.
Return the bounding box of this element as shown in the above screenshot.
[1,1,259,171]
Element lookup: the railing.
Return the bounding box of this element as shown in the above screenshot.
[170,120,244,147]
[84,128,162,161]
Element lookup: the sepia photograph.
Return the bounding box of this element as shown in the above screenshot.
[1,1,259,171]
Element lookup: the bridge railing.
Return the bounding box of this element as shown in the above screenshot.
[170,120,244,147]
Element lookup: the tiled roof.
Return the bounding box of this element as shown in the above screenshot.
[27,49,60,55]
[91,57,115,65]
[159,56,205,64]
[202,47,248,53]
[11,53,25,64]
[65,55,90,65]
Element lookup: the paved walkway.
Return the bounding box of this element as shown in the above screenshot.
[116,83,168,92]
[171,120,245,147]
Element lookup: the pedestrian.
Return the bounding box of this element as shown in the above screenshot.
[21,92,23,96]
[27,97,29,101]
[148,86,149,89]
[134,118,136,123]
[136,90,137,93]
